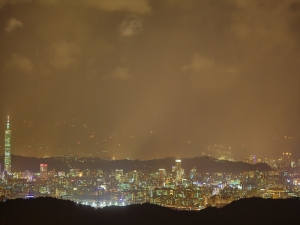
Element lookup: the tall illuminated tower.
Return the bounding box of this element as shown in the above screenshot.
[4,116,11,173]
[40,164,48,180]
[175,159,183,182]
[158,169,165,187]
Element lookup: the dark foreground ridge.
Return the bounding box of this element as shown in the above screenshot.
[1,197,300,225]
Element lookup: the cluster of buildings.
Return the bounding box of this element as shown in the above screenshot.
[2,117,300,210]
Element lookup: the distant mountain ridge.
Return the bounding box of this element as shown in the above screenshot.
[0,197,299,225]
[0,155,271,173]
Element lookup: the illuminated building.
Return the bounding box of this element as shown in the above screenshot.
[175,159,181,171]
[243,155,256,164]
[158,169,165,187]
[39,186,49,194]
[115,169,123,182]
[175,159,184,182]
[190,166,197,180]
[132,170,138,184]
[4,116,11,173]
[264,188,285,199]
[282,152,291,162]
[22,170,33,181]
[70,169,80,177]
[280,152,292,169]
[58,171,65,177]
[40,164,48,180]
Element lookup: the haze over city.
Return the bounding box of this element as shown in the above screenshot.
[0,0,300,159]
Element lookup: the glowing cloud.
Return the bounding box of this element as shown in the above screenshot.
[119,15,143,37]
[7,54,33,73]
[103,67,132,80]
[5,18,23,32]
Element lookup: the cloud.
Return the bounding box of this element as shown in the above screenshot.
[182,53,239,91]
[182,54,215,72]
[119,15,143,37]
[5,18,23,32]
[7,54,33,73]
[50,41,79,69]
[103,67,132,80]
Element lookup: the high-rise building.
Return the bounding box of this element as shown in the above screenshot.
[175,159,184,182]
[132,170,138,184]
[115,169,123,182]
[70,168,80,177]
[175,159,181,171]
[158,169,165,187]
[190,166,197,180]
[4,116,11,173]
[40,164,48,180]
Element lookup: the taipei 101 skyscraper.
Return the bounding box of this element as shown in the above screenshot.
[4,116,11,173]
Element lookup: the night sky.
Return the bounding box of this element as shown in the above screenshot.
[0,0,300,159]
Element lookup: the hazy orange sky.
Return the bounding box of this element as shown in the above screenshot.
[0,0,300,159]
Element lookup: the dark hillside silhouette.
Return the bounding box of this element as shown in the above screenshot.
[0,155,271,173]
[1,197,300,225]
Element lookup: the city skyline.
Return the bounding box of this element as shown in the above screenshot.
[1,117,299,213]
[0,150,298,210]
[0,0,300,159]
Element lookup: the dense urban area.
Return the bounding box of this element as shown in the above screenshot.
[1,153,299,210]
[1,117,300,211]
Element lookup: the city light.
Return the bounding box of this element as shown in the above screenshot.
[0,1,299,223]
